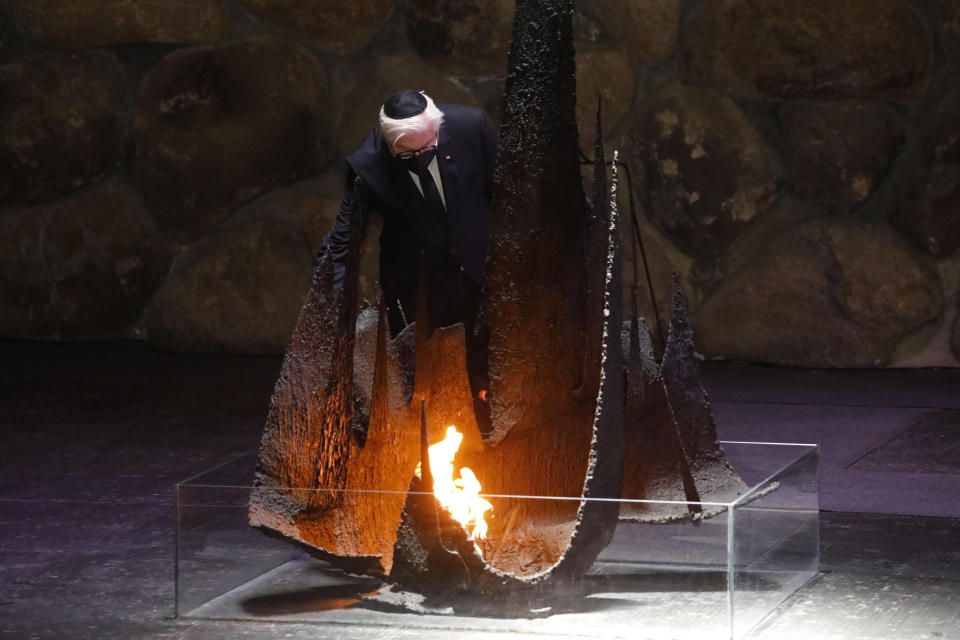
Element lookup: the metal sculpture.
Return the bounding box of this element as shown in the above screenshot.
[250,0,746,596]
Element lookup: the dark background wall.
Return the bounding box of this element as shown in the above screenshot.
[0,0,957,367]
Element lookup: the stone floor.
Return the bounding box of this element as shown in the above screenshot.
[1,340,958,640]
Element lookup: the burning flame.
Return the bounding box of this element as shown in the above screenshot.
[416,426,493,541]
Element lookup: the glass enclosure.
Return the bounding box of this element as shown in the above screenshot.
[175,441,819,640]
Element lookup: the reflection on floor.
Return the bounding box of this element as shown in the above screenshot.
[1,341,958,639]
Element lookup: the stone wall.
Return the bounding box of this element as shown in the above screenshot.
[0,0,957,366]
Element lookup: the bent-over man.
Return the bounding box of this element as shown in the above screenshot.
[320,90,497,415]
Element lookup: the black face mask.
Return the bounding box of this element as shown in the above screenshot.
[397,149,436,173]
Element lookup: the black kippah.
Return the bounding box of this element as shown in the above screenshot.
[383,90,427,119]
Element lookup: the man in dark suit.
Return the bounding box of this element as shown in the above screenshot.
[321,90,497,403]
[322,90,496,336]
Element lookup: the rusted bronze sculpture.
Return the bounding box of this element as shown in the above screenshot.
[250,0,746,595]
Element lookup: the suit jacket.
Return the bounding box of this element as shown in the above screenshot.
[321,104,497,334]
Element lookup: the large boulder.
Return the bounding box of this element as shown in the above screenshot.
[13,0,228,46]
[144,219,313,353]
[135,36,331,241]
[575,0,682,63]
[694,219,943,367]
[229,176,341,252]
[0,183,169,340]
[337,52,477,157]
[237,0,393,52]
[890,91,960,257]
[781,101,905,211]
[405,0,513,76]
[942,0,960,71]
[0,49,129,204]
[680,0,932,102]
[891,166,960,258]
[619,81,779,258]
[227,174,384,306]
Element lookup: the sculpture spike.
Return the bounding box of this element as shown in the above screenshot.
[592,96,607,214]
[620,274,747,522]
[253,248,338,503]
[555,149,624,577]
[306,177,367,508]
[573,95,608,400]
[485,0,590,443]
[660,274,745,504]
[419,397,433,490]
[360,296,391,449]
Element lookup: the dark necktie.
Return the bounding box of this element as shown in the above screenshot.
[413,154,446,221]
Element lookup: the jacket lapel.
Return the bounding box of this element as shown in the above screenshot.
[436,124,460,220]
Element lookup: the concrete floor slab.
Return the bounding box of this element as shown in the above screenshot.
[1,341,958,640]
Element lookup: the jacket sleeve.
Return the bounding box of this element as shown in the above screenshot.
[318,165,362,291]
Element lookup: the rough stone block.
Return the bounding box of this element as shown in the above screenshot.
[135,36,331,241]
[0,49,128,204]
[13,0,228,46]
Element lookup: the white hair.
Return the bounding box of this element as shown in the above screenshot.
[378,92,445,147]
